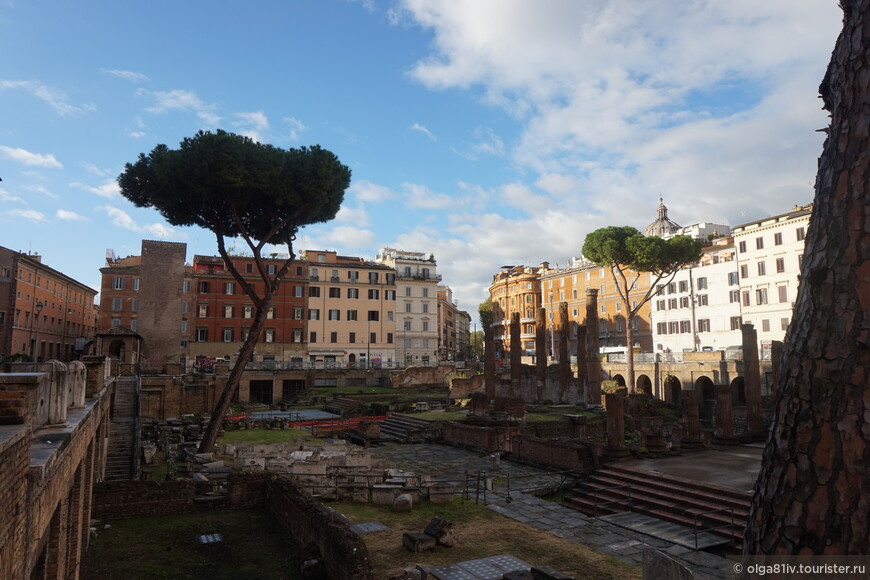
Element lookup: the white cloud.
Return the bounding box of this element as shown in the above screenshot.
[98,205,179,238]
[402,182,454,210]
[140,88,220,126]
[83,163,112,177]
[8,208,45,222]
[284,117,307,141]
[24,184,59,199]
[70,179,120,198]
[233,111,270,142]
[410,123,436,140]
[0,146,62,169]
[56,209,89,221]
[0,188,23,203]
[0,79,95,116]
[103,69,150,83]
[350,180,394,203]
[334,205,370,226]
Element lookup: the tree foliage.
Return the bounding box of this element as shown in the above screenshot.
[118,130,350,453]
[478,296,494,329]
[582,226,702,391]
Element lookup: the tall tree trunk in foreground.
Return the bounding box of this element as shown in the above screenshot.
[744,1,870,554]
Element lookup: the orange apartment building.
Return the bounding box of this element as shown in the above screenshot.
[0,246,97,361]
[303,250,397,368]
[436,286,471,361]
[489,264,544,358]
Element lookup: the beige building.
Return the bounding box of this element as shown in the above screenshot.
[436,286,471,361]
[489,264,543,359]
[375,248,440,366]
[304,250,397,368]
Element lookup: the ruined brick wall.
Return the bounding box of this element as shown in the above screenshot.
[449,373,484,399]
[0,429,30,580]
[510,435,597,470]
[268,477,373,580]
[440,422,520,452]
[138,241,187,373]
[91,480,196,520]
[226,472,271,508]
[392,365,453,388]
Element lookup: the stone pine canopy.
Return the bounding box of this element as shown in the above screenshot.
[643,197,682,238]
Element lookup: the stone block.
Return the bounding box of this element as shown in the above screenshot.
[372,484,403,505]
[393,493,414,512]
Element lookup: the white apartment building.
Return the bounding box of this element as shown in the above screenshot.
[650,237,743,353]
[732,204,811,349]
[375,248,441,366]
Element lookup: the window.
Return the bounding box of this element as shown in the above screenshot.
[368,311,379,321]
[368,289,379,299]
[757,261,766,276]
[330,332,338,343]
[243,306,252,319]
[369,272,378,284]
[756,237,764,250]
[668,298,678,310]
[405,287,412,297]
[756,288,769,305]
[132,278,140,292]
[349,332,356,344]
[696,277,707,290]
[422,321,429,332]
[776,258,785,273]
[309,286,321,297]
[348,288,359,299]
[198,304,208,317]
[370,332,376,344]
[422,287,429,297]
[422,303,429,313]
[679,297,689,308]
[796,227,805,241]
[774,232,783,246]
[309,331,317,343]
[246,263,254,274]
[657,322,667,335]
[656,285,665,296]
[678,281,688,293]
[329,309,340,321]
[600,303,606,313]
[742,292,751,306]
[112,298,122,312]
[679,320,691,334]
[761,319,770,332]
[348,271,359,282]
[657,300,665,311]
[405,303,412,313]
[698,319,711,332]
[183,280,191,294]
[112,276,125,290]
[197,328,208,341]
[297,266,304,276]
[738,241,747,253]
[778,286,788,303]
[740,264,749,278]
[225,282,235,295]
[198,281,209,293]
[730,290,740,303]
[697,294,708,306]
[668,321,679,334]
[265,329,275,343]
[730,316,742,330]
[728,272,739,286]
[294,286,303,298]
[293,329,302,343]
[615,317,625,332]
[387,333,393,344]
[222,328,233,342]
[329,287,341,298]
[111,317,121,328]
[224,305,234,318]
[182,300,189,314]
[347,310,358,321]
[267,264,277,275]
[615,302,622,312]
[180,320,187,333]
[267,307,275,319]
[404,320,412,331]
[385,290,396,300]
[309,309,320,320]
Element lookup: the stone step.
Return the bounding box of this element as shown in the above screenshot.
[589,472,751,514]
[600,464,753,504]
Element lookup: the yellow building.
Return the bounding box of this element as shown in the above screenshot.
[488,264,544,358]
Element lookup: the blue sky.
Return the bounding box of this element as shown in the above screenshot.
[0,0,842,318]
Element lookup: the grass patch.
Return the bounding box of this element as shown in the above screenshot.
[331,498,641,579]
[415,410,467,421]
[81,509,300,580]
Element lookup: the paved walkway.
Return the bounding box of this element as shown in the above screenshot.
[371,442,730,579]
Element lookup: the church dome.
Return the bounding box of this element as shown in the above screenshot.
[643,197,681,238]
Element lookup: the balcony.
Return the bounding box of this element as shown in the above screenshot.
[396,273,442,282]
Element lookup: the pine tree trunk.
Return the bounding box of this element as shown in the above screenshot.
[744,1,870,554]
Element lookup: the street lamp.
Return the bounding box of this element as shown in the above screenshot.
[32,300,44,361]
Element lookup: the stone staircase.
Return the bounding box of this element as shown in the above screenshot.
[565,464,752,545]
[379,413,436,443]
[104,377,139,481]
[323,397,369,417]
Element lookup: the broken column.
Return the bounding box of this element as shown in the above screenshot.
[585,289,602,406]
[509,312,522,397]
[713,384,739,446]
[484,324,496,399]
[742,323,764,440]
[680,389,704,449]
[605,391,630,458]
[576,324,588,404]
[535,307,547,402]
[558,302,570,402]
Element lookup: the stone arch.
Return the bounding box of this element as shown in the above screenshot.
[731,376,746,406]
[665,375,682,404]
[348,353,356,366]
[695,376,716,422]
[108,339,126,361]
[636,374,653,395]
[612,374,626,387]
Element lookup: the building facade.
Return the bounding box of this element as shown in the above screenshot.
[0,246,97,361]
[489,264,543,358]
[732,204,811,348]
[375,248,440,366]
[436,286,471,361]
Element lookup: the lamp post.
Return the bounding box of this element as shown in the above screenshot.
[32,300,44,361]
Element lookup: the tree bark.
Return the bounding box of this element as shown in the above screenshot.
[744,1,870,554]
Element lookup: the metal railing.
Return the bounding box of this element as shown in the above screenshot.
[692,507,737,550]
[590,483,633,516]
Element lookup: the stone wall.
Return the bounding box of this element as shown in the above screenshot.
[391,364,454,388]
[448,373,484,400]
[511,435,599,471]
[268,477,373,580]
[440,422,521,453]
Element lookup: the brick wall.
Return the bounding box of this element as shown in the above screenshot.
[0,428,30,579]
[510,435,598,470]
[268,477,373,580]
[91,480,197,520]
[440,422,520,453]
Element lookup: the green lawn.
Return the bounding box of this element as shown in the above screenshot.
[81,509,300,580]
[218,428,324,447]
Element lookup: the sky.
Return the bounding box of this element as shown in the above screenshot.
[0,0,843,321]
